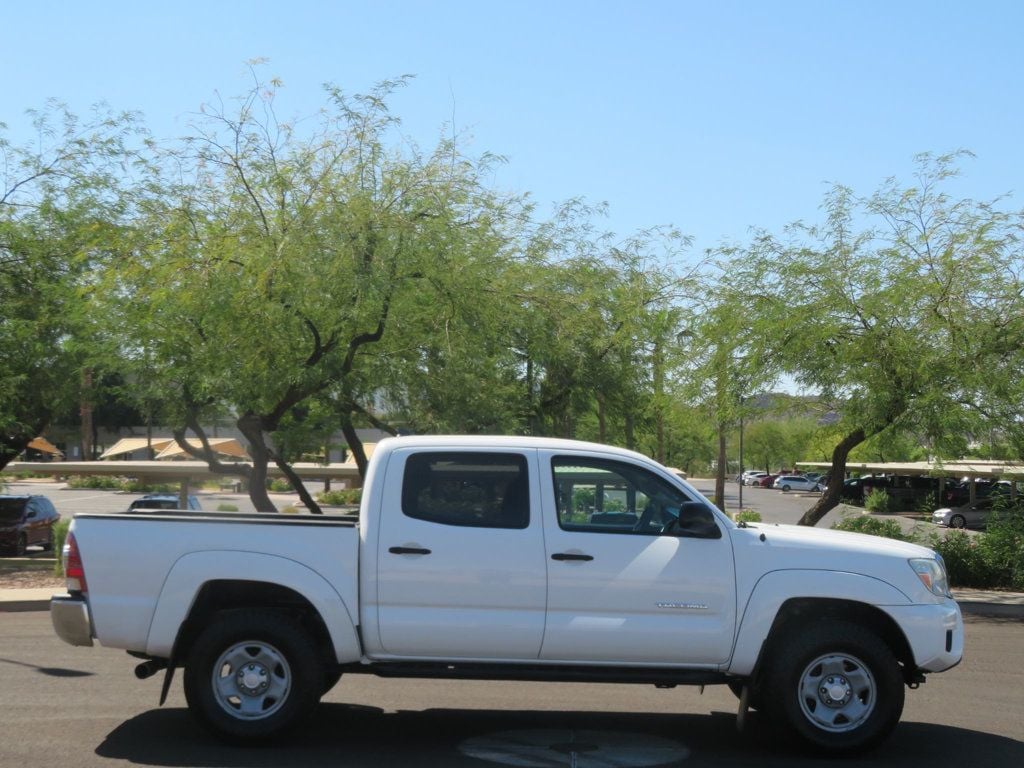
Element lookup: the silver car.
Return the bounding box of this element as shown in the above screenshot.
[932,496,1013,529]
[773,475,822,492]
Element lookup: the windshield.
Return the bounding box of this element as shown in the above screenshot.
[0,499,27,521]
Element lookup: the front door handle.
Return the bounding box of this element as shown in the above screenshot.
[389,546,432,555]
[551,552,593,562]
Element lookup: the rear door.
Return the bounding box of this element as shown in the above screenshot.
[539,450,736,666]
[374,448,548,659]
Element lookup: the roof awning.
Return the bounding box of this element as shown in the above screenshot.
[100,438,174,459]
[155,438,249,460]
[27,436,64,457]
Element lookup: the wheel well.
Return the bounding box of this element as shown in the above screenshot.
[755,598,917,683]
[172,580,335,667]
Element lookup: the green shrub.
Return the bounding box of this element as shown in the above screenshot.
[121,479,176,493]
[66,476,178,493]
[216,503,239,512]
[317,488,362,506]
[930,530,995,588]
[67,475,123,490]
[267,478,293,492]
[864,488,891,514]
[975,510,1024,590]
[734,509,762,523]
[831,514,908,541]
[280,505,300,514]
[52,518,71,576]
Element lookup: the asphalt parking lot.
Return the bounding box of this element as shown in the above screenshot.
[1,611,1022,768]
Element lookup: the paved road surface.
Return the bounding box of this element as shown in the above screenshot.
[1,612,1020,767]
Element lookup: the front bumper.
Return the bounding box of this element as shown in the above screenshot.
[883,598,963,673]
[50,594,94,647]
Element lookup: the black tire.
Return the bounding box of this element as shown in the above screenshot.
[321,666,343,697]
[762,621,904,754]
[949,514,966,529]
[781,485,791,492]
[183,610,324,742]
[41,528,53,552]
[15,534,27,557]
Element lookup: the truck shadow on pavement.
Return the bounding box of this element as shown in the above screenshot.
[0,655,94,677]
[95,704,1024,768]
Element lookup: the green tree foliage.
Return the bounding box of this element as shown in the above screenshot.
[723,153,1024,525]
[0,104,138,469]
[109,74,524,511]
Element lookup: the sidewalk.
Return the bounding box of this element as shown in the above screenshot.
[2,586,1022,615]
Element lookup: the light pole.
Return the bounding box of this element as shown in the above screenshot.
[738,396,745,512]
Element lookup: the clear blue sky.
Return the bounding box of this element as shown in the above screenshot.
[4,1,1023,257]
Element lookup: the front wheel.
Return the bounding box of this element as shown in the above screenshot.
[949,514,966,529]
[781,485,791,492]
[183,610,324,742]
[15,534,27,557]
[763,621,904,754]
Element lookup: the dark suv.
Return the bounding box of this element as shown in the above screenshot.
[0,495,60,555]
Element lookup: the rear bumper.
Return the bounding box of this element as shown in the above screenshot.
[50,594,94,647]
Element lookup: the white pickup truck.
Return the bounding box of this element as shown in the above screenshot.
[51,436,962,753]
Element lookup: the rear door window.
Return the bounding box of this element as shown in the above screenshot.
[401,452,529,529]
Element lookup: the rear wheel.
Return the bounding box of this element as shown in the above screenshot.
[763,621,904,754]
[183,610,324,742]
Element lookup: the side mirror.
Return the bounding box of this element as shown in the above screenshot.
[667,502,722,539]
[26,510,37,519]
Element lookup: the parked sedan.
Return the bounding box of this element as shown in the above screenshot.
[743,472,768,486]
[932,496,1021,530]
[773,475,822,492]
[756,473,780,488]
[0,495,60,555]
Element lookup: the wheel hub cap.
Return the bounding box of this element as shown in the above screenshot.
[820,675,853,706]
[237,663,270,694]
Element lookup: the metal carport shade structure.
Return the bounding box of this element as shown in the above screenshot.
[796,460,1024,504]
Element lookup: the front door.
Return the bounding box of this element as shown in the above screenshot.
[375,448,548,659]
[539,451,737,666]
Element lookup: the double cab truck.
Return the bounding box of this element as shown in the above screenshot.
[51,436,963,753]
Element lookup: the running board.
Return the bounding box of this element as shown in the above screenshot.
[341,661,728,687]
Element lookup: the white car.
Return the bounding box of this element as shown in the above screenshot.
[743,471,768,486]
[773,475,822,492]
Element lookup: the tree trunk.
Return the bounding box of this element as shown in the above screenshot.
[80,368,94,460]
[340,414,368,481]
[236,414,278,512]
[798,427,866,526]
[0,433,33,473]
[272,455,323,514]
[653,338,665,464]
[596,392,607,443]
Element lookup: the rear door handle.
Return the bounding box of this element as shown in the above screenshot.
[389,546,432,555]
[551,552,593,562]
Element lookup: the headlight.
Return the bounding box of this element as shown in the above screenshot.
[909,557,951,598]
